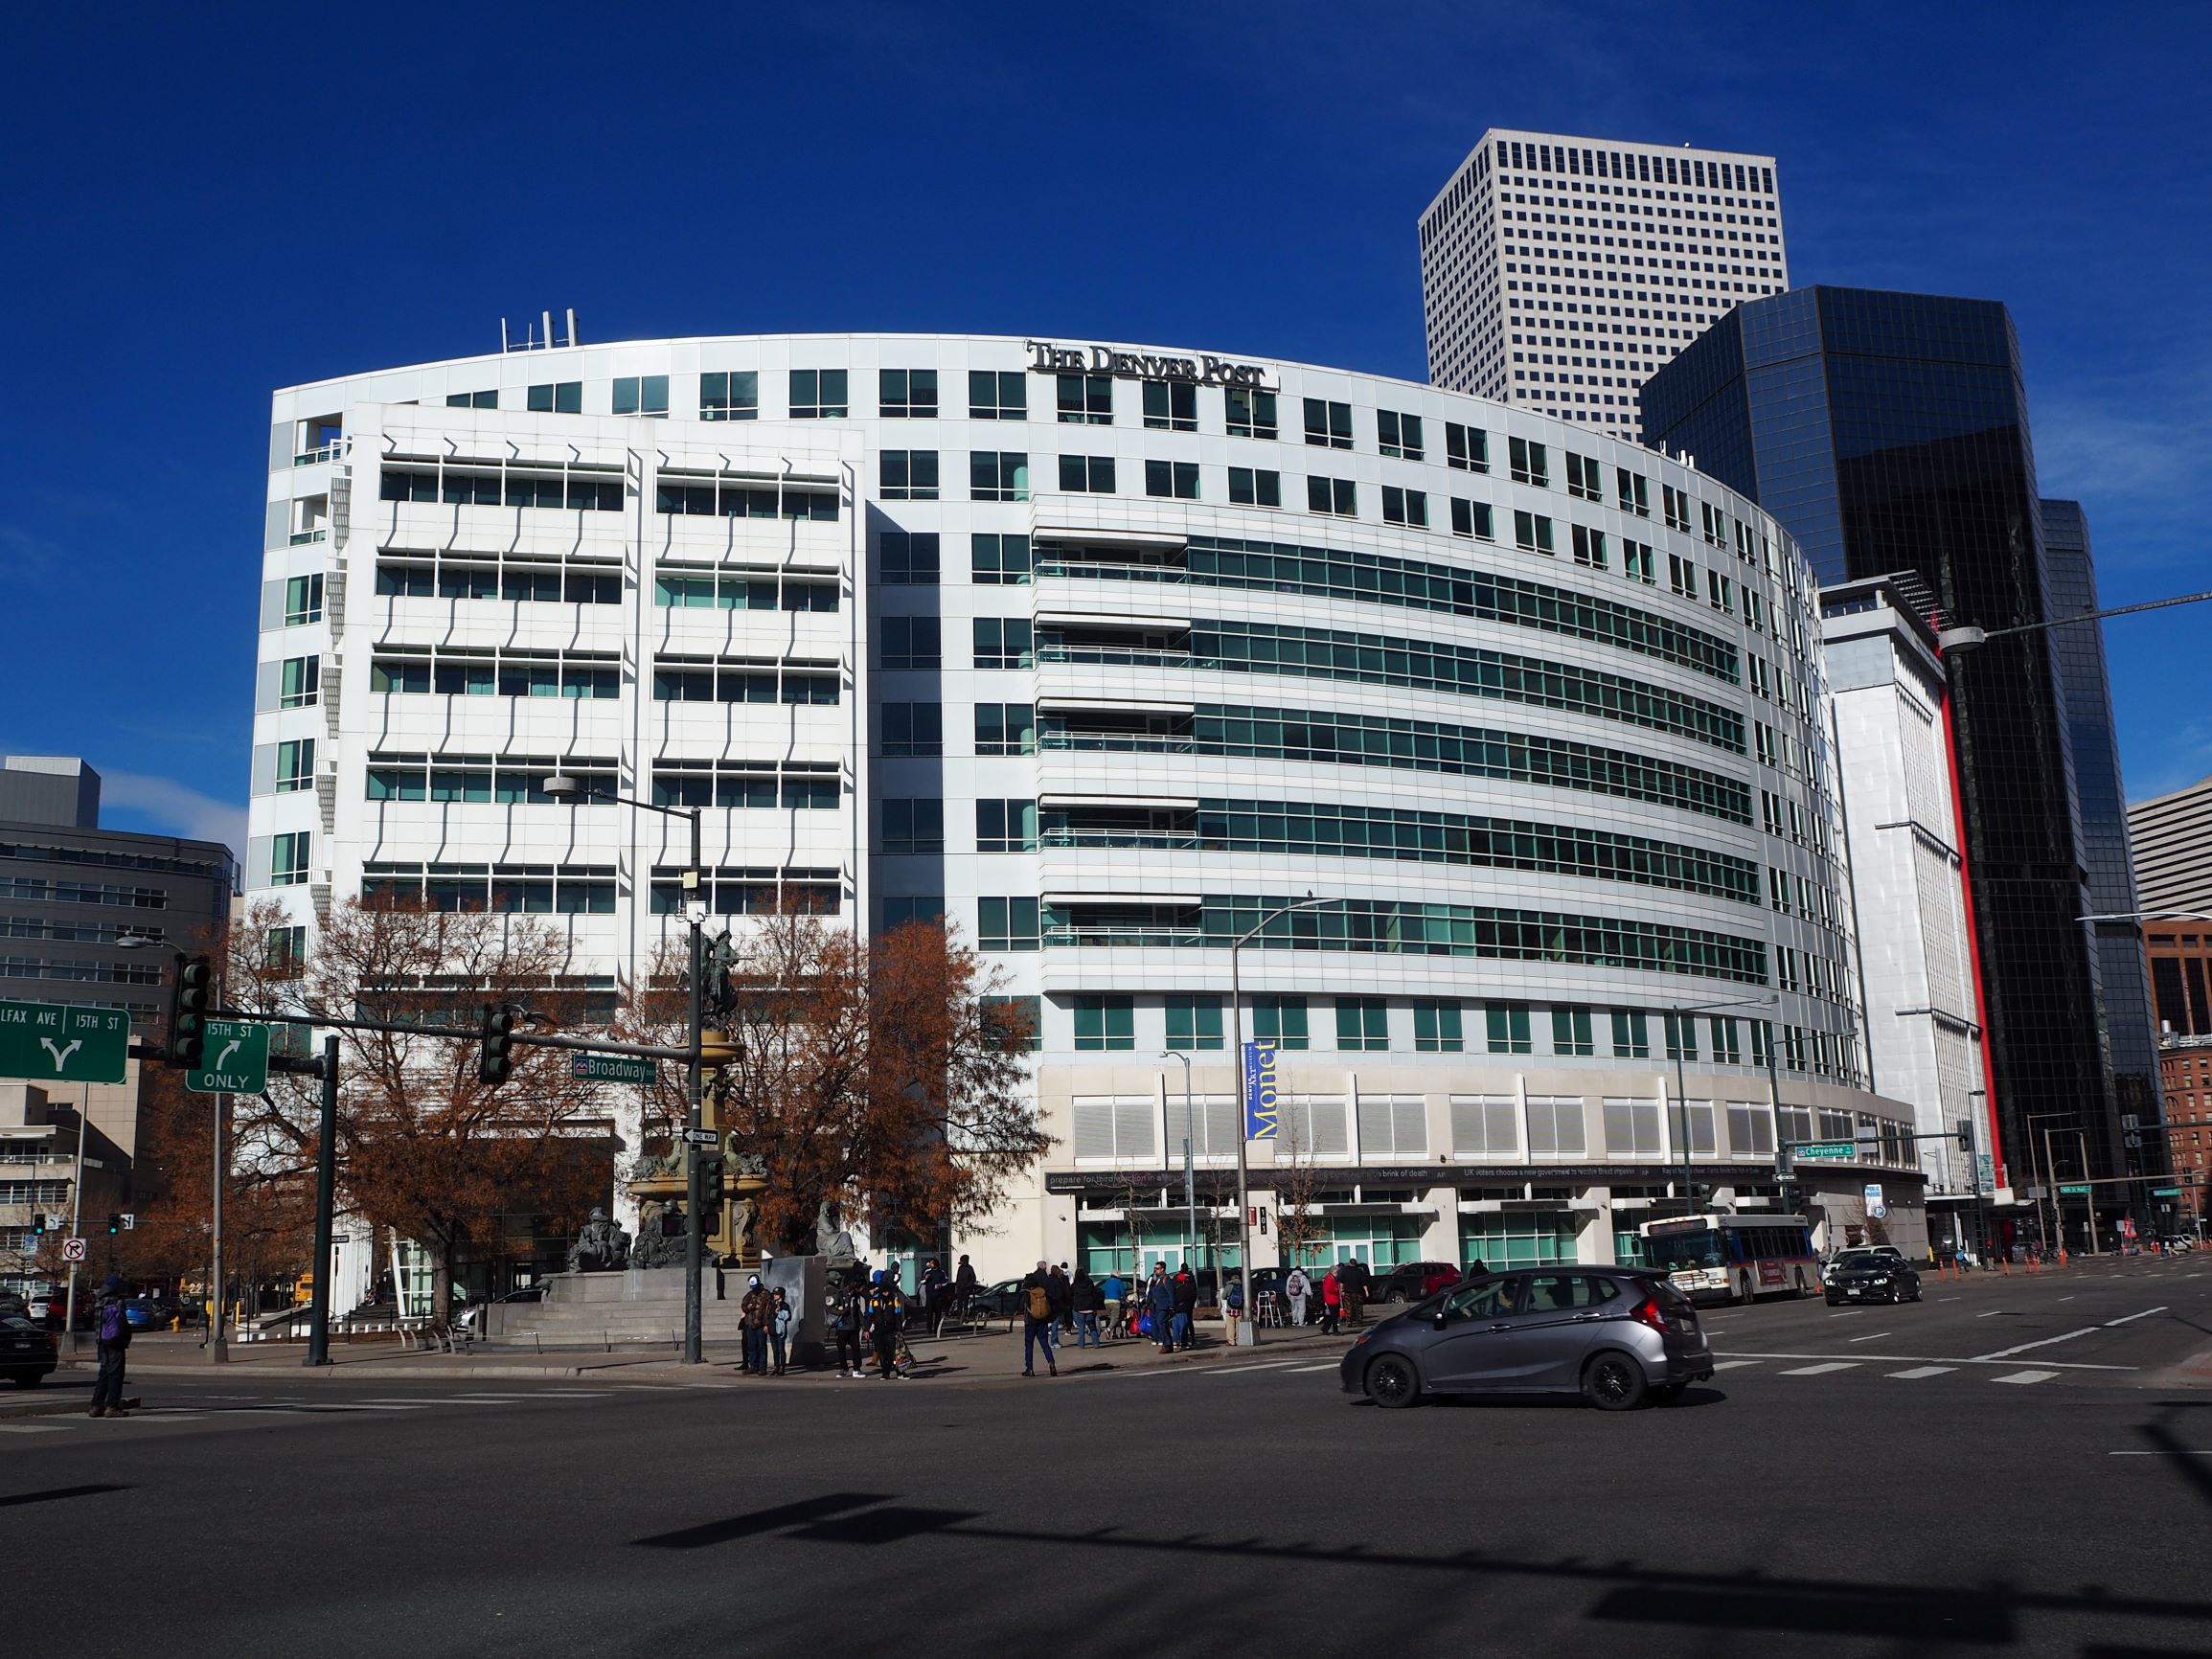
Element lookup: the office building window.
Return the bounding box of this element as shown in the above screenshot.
[883,897,945,931]
[1616,467,1650,516]
[1166,994,1224,1052]
[880,450,939,500]
[611,375,668,417]
[271,830,311,887]
[971,533,1032,584]
[1663,1011,1699,1062]
[976,798,1037,852]
[972,617,1033,669]
[1572,524,1608,569]
[527,382,582,414]
[1059,455,1116,493]
[969,370,1026,420]
[1058,374,1113,424]
[1449,498,1494,541]
[789,369,848,419]
[1145,459,1199,500]
[445,390,497,409]
[1306,476,1357,517]
[1143,379,1197,431]
[700,370,758,420]
[1381,487,1427,528]
[984,994,1043,1051]
[1226,387,1278,439]
[1228,467,1282,508]
[879,531,940,585]
[274,739,315,793]
[1564,453,1603,502]
[979,897,1041,951]
[284,574,323,625]
[974,702,1036,756]
[1253,996,1310,1051]
[1335,998,1389,1052]
[1414,1000,1464,1052]
[280,655,320,708]
[878,616,941,670]
[1074,994,1135,1051]
[1509,437,1549,487]
[879,368,937,419]
[969,450,1030,502]
[881,702,943,757]
[1486,1004,1533,1054]
[1623,540,1656,584]
[1552,1007,1594,1057]
[1303,398,1353,449]
[1514,511,1555,555]
[880,797,944,855]
[1377,410,1425,460]
[1446,422,1489,472]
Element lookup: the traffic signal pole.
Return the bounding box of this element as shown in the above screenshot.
[305,1035,339,1366]
[63,1088,87,1356]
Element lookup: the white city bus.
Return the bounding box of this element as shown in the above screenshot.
[1638,1214,1818,1305]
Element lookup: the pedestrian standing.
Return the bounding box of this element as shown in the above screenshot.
[1286,1264,1311,1329]
[739,1275,768,1375]
[1172,1265,1198,1351]
[1320,1265,1342,1335]
[1101,1268,1126,1340]
[88,1274,132,1419]
[1344,1259,1367,1326]
[769,1289,791,1376]
[1072,1270,1104,1348]
[920,1258,948,1333]
[954,1253,980,1322]
[1019,1260,1058,1376]
[832,1279,866,1376]
[866,1271,903,1379]
[1221,1275,1244,1348]
[1050,1262,1074,1336]
[1147,1265,1175,1353]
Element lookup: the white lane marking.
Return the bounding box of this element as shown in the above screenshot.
[1779,1362,1859,1375]
[1287,1362,1340,1373]
[1846,1330,1893,1343]
[2058,1296,2076,1303]
[1717,1350,2134,1372]
[1975,1310,2006,1318]
[1206,1362,1301,1376]
[1710,1359,1761,1371]
[1973,1328,2098,1361]
[2105,1307,2167,1328]
[0,1422,73,1434]
[2109,1449,2212,1457]
[1992,1370,2060,1386]
[1887,1366,1956,1379]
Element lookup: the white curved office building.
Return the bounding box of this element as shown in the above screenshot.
[252,329,1922,1286]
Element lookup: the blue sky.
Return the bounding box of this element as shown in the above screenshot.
[4,2,2208,854]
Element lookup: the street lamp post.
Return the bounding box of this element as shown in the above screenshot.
[2025,1110,2075,1260]
[1162,1051,1197,1273]
[1966,1088,1990,1264]
[544,774,708,1365]
[1227,896,1342,1349]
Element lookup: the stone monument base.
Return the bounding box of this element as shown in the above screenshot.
[475,1264,733,1346]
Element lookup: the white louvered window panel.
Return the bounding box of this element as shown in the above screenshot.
[1449,1096,1519,1158]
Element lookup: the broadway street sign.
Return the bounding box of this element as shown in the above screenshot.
[573,1053,658,1085]
[0,1000,130,1084]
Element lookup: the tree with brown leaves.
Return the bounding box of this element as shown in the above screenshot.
[707,913,1045,1258]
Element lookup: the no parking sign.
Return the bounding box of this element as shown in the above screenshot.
[1863,1182,1887,1220]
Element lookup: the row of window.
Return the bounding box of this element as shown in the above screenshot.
[0,876,169,910]
[361,754,617,805]
[358,862,620,914]
[0,956,162,985]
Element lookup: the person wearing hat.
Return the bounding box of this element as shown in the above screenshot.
[89,1274,133,1419]
[739,1275,769,1375]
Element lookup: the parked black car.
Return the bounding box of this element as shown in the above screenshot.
[1825,1256,1923,1305]
[2,1313,59,1387]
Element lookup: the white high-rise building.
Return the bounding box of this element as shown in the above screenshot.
[1419,129,1790,432]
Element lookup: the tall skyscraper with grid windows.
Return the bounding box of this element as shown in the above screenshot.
[1419,129,1789,431]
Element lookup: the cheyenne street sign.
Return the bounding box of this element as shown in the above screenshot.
[0,1000,130,1084]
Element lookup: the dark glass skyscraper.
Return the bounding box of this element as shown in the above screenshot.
[1641,286,2158,1226]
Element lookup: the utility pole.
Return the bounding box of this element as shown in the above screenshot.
[305,1035,340,1366]
[63,1092,87,1356]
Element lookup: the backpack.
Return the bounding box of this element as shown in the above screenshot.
[98,1300,127,1344]
[1025,1283,1052,1320]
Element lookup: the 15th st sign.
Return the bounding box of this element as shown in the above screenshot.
[0,1000,130,1084]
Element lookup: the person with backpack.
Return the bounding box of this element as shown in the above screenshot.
[1146,1265,1176,1353]
[1221,1275,1245,1347]
[1171,1266,1198,1351]
[1019,1260,1058,1376]
[1101,1268,1127,1340]
[1286,1264,1311,1328]
[89,1275,132,1419]
[739,1276,769,1375]
[769,1288,792,1376]
[864,1270,903,1379]
[831,1278,867,1377]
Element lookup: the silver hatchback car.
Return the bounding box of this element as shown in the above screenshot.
[1337,1267,1713,1410]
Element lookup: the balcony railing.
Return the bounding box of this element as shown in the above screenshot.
[1036,644,1196,670]
[292,441,348,466]
[1036,733,1197,754]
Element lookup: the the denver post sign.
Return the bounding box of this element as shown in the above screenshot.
[1026,339,1277,390]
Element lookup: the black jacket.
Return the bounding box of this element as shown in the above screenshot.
[1072,1276,1105,1312]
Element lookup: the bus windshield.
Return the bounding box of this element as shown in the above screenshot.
[1643,1227,1725,1270]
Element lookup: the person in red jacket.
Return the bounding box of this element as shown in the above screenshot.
[1320,1264,1343,1335]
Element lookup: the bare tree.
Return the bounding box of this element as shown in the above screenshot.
[1270,1118,1329,1276]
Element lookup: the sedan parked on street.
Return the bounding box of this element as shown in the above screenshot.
[1338,1268,1712,1411]
[1825,1257,1923,1305]
[2,1313,59,1387]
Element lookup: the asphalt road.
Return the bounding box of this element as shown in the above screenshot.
[6,1254,2211,1658]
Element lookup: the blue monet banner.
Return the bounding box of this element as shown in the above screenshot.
[1243,1040,1280,1140]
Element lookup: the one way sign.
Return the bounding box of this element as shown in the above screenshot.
[188,1020,272,1095]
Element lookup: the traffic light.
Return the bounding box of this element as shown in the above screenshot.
[105,1213,121,1236]
[169,953,213,1069]
[478,1005,516,1085]
[30,1213,46,1237]
[1956,1118,1974,1152]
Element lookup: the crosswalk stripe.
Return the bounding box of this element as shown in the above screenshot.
[1886,1366,1955,1379]
[1206,1362,1300,1376]
[1778,1362,1859,1376]
[1993,1369,2060,1386]
[0,1422,72,1434]
[1710,1360,1760,1371]
[1287,1361,1340,1373]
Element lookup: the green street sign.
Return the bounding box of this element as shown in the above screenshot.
[2153,1187,2182,1197]
[188,1020,271,1095]
[1792,1142,1856,1161]
[2059,1183,2091,1195]
[0,1000,130,1084]
[572,1052,658,1085]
